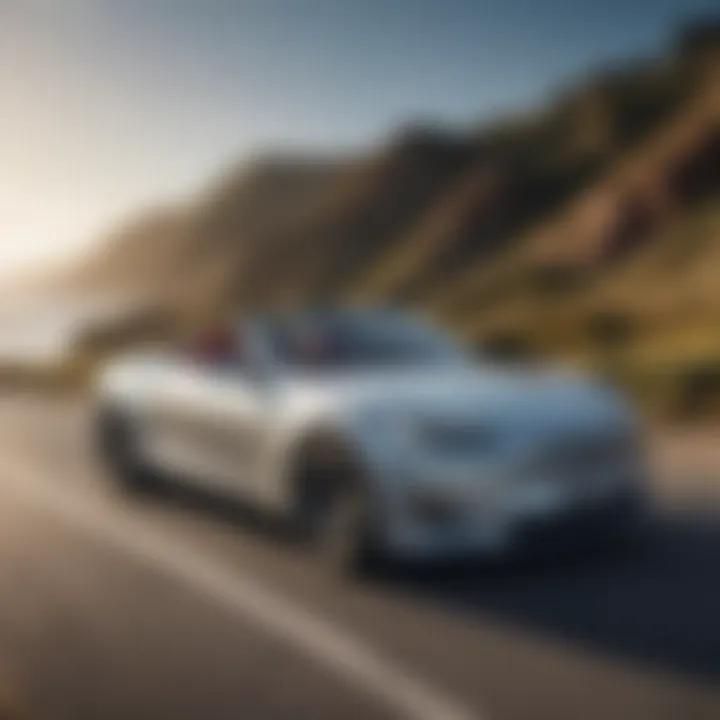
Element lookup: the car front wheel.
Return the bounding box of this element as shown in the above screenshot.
[294,438,382,576]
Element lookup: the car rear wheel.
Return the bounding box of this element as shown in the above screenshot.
[96,407,156,493]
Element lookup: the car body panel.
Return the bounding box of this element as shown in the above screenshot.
[95,314,645,560]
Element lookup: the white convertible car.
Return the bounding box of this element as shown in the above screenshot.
[94,308,646,572]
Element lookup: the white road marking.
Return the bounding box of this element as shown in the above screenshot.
[0,457,480,720]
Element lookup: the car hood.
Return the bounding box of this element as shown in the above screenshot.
[277,363,636,437]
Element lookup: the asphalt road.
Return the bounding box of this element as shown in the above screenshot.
[0,394,719,720]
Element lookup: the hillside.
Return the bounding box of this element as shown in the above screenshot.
[33,21,720,413]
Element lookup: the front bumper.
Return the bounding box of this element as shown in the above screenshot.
[380,482,646,562]
[511,486,645,558]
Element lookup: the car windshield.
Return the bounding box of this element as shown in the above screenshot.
[262,310,466,369]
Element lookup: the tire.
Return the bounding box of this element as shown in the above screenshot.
[294,437,381,576]
[96,406,156,493]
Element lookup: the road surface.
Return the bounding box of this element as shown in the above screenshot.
[0,394,718,720]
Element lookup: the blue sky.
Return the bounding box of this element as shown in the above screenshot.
[0,0,716,274]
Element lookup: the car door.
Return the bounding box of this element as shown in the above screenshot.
[145,330,272,500]
[177,360,271,498]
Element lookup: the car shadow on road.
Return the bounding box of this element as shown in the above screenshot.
[377,512,720,685]
[137,475,720,686]
[134,471,303,543]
